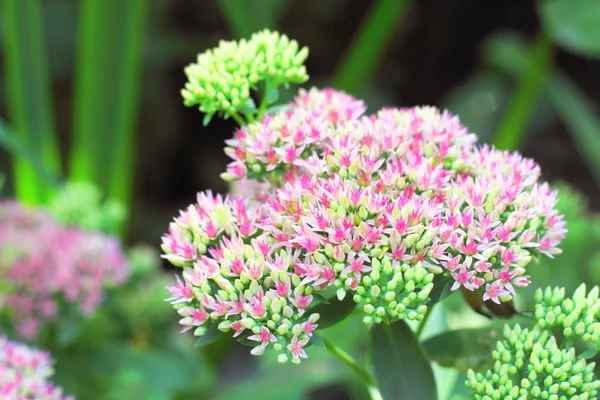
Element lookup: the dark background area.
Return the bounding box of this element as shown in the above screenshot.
[2,0,599,248]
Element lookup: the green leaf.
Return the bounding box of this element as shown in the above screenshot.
[539,0,600,58]
[194,324,224,348]
[0,119,58,188]
[310,332,325,347]
[309,295,356,329]
[216,0,290,39]
[266,86,280,105]
[70,0,148,236]
[238,97,257,115]
[2,0,62,204]
[265,104,293,115]
[422,325,506,372]
[428,275,454,304]
[371,320,437,400]
[332,0,409,96]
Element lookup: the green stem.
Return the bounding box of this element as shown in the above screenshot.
[492,33,553,150]
[321,336,382,399]
[230,112,247,127]
[416,304,434,338]
[256,80,273,120]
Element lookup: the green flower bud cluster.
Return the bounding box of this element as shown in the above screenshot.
[49,181,124,234]
[345,259,434,325]
[181,29,308,123]
[535,284,600,351]
[466,324,599,400]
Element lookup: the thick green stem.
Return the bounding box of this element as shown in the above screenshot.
[492,33,553,150]
[321,336,383,399]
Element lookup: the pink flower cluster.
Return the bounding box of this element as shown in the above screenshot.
[0,202,128,339]
[0,336,72,399]
[163,87,565,362]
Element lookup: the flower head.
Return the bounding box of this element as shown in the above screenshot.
[535,284,599,350]
[181,29,308,124]
[466,324,599,399]
[0,336,72,399]
[0,201,128,339]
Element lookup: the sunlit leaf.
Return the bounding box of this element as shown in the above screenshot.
[2,0,61,204]
[70,0,148,235]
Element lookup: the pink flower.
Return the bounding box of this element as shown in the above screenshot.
[248,327,278,356]
[0,336,72,399]
[0,201,127,339]
[287,334,309,363]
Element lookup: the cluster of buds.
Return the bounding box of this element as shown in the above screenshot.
[48,181,124,234]
[466,324,599,399]
[0,336,72,399]
[0,201,128,339]
[535,284,599,351]
[181,29,308,123]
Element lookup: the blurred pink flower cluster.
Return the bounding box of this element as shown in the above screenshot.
[0,202,128,339]
[0,335,72,399]
[163,87,566,362]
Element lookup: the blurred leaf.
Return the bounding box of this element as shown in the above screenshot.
[486,33,600,188]
[309,295,356,329]
[371,320,437,400]
[70,0,148,235]
[332,0,409,96]
[2,0,62,204]
[539,0,600,58]
[492,34,553,150]
[195,324,224,348]
[0,119,58,187]
[422,326,501,372]
[442,73,510,143]
[217,0,290,38]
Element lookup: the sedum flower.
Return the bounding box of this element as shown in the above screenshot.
[291,87,367,125]
[534,284,599,350]
[181,29,308,124]
[221,98,565,305]
[0,201,128,339]
[466,324,599,400]
[0,336,73,399]
[162,193,318,364]
[262,175,439,325]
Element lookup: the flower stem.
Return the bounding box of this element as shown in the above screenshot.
[230,112,247,126]
[257,80,273,120]
[416,303,434,338]
[321,336,382,399]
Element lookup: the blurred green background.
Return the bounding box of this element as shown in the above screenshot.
[1,0,599,399]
